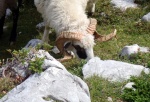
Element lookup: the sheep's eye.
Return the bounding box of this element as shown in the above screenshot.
[64,42,72,49]
[73,45,87,59]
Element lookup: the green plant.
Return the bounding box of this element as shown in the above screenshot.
[8,49,29,62]
[29,57,44,74]
[35,43,53,51]
[121,73,150,102]
[6,49,45,75]
[130,52,150,68]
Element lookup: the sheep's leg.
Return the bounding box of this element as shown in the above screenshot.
[9,7,19,44]
[87,3,96,16]
[91,3,96,15]
[0,14,6,38]
[87,0,97,16]
[42,26,50,43]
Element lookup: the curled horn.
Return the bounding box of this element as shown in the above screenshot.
[87,18,117,42]
[55,32,83,54]
[94,29,117,42]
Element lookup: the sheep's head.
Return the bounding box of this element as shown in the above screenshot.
[55,18,117,61]
[56,32,95,60]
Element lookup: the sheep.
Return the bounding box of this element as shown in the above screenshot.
[0,0,22,45]
[34,0,117,61]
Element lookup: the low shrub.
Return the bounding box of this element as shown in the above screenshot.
[129,52,150,68]
[120,52,150,68]
[121,73,150,102]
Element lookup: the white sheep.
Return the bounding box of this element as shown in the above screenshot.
[34,0,116,61]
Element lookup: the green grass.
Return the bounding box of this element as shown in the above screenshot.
[121,72,150,102]
[0,0,150,101]
[86,76,126,102]
[0,77,16,98]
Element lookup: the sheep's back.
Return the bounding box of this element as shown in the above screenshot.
[35,0,89,35]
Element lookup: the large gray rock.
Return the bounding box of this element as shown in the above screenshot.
[82,57,149,82]
[24,39,43,49]
[111,0,138,11]
[142,12,150,22]
[119,44,150,58]
[0,50,91,102]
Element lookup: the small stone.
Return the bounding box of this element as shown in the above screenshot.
[107,97,113,102]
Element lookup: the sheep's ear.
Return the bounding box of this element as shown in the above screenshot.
[64,41,72,49]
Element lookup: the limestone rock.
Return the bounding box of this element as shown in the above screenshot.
[24,39,43,49]
[122,82,136,91]
[82,57,149,82]
[111,0,138,11]
[0,50,91,102]
[119,44,149,58]
[142,12,150,22]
